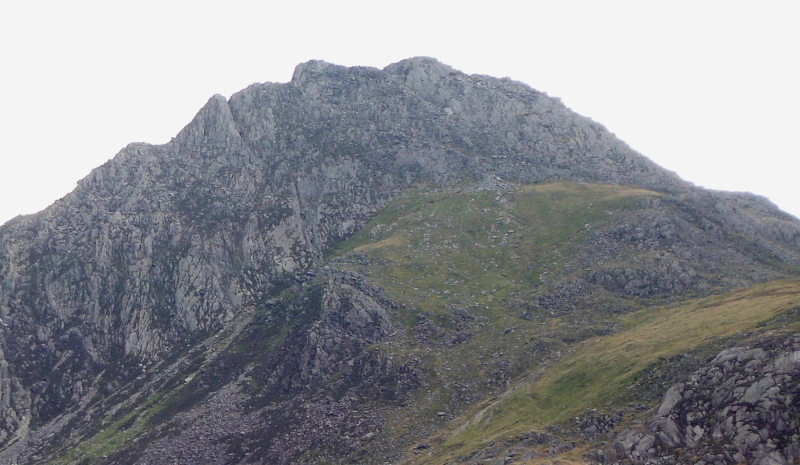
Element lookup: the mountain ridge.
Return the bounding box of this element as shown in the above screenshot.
[1,57,799,464]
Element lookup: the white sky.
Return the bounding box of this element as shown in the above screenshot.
[1,1,798,226]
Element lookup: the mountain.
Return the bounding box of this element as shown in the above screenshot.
[1,57,799,465]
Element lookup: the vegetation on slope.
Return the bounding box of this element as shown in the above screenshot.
[336,182,660,320]
[403,278,800,464]
[328,181,800,464]
[42,182,800,465]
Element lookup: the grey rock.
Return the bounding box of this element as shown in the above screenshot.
[1,57,799,464]
[617,335,800,464]
[657,384,685,416]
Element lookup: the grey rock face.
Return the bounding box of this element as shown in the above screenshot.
[0,57,799,463]
[109,268,418,465]
[614,336,800,465]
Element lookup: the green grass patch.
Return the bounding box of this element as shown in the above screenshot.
[53,392,168,464]
[335,182,657,328]
[406,278,800,464]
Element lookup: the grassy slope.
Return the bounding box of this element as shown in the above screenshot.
[403,278,800,465]
[330,183,665,445]
[336,182,658,321]
[50,182,800,464]
[331,182,800,464]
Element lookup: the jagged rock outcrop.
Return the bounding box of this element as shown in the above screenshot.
[536,195,797,312]
[614,336,800,465]
[101,268,423,465]
[0,57,799,464]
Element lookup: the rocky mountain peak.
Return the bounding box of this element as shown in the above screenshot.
[1,58,799,465]
[291,59,343,85]
[172,93,250,165]
[383,56,459,98]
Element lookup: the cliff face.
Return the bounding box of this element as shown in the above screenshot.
[0,58,799,464]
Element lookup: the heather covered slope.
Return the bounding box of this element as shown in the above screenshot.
[0,58,799,464]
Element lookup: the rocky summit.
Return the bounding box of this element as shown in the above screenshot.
[1,57,799,465]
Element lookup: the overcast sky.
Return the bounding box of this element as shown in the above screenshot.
[1,0,798,226]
